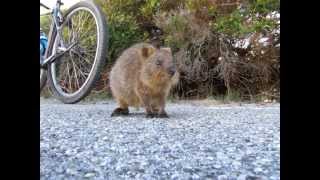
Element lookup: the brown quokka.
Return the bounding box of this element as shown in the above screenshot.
[109,43,179,118]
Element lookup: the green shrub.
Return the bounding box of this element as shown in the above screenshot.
[155,0,280,100]
[247,0,280,14]
[213,10,249,37]
[213,1,279,37]
[186,0,217,18]
[95,0,146,63]
[159,13,190,50]
[140,0,161,21]
[40,15,51,34]
[106,12,145,63]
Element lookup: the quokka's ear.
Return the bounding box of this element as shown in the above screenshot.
[161,47,172,54]
[141,46,155,58]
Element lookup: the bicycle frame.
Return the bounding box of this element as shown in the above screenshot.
[40,0,77,68]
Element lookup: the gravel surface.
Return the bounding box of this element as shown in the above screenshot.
[40,98,280,180]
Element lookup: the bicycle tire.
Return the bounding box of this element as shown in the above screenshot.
[40,67,47,92]
[47,0,108,104]
[41,18,57,93]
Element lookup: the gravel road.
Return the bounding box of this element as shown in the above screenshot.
[40,98,280,180]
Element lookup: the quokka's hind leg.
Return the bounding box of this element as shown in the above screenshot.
[111,99,129,117]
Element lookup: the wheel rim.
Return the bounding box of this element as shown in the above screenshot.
[50,6,100,97]
[40,68,44,79]
[40,55,46,89]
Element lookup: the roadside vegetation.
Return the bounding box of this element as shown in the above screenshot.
[41,0,280,102]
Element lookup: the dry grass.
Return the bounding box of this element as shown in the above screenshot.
[154,8,279,101]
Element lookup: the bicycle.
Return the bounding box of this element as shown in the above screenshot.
[40,0,108,104]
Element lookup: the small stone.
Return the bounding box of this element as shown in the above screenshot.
[246,175,262,180]
[218,175,228,180]
[84,172,95,178]
[229,177,238,180]
[235,154,242,161]
[183,166,194,173]
[246,149,253,155]
[216,152,228,161]
[171,172,180,179]
[260,158,271,164]
[99,160,108,167]
[65,149,73,156]
[192,174,200,179]
[232,161,241,168]
[269,175,278,180]
[55,166,64,173]
[66,168,77,175]
[237,174,247,180]
[102,136,108,141]
[213,164,222,169]
[207,156,214,160]
[254,167,263,173]
[227,147,236,152]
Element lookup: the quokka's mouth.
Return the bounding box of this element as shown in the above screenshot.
[167,67,176,77]
[168,71,176,77]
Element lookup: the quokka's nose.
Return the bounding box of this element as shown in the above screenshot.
[168,66,176,76]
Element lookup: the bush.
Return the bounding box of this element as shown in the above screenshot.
[105,12,145,63]
[95,0,147,64]
[154,0,280,101]
[40,15,51,35]
[213,0,279,37]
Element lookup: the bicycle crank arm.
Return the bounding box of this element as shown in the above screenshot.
[40,42,78,68]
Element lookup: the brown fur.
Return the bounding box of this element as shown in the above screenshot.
[109,43,179,118]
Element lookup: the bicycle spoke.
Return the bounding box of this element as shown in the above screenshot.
[78,13,91,35]
[73,62,88,80]
[69,52,91,80]
[71,59,80,90]
[79,23,96,40]
[59,62,70,93]
[73,50,95,66]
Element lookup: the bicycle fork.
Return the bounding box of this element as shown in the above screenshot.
[40,2,78,69]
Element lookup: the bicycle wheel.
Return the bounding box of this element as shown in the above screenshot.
[47,0,108,104]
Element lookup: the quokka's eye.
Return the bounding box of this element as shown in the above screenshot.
[156,59,162,66]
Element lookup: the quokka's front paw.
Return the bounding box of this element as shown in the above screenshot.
[157,112,169,118]
[111,108,129,117]
[146,113,156,118]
